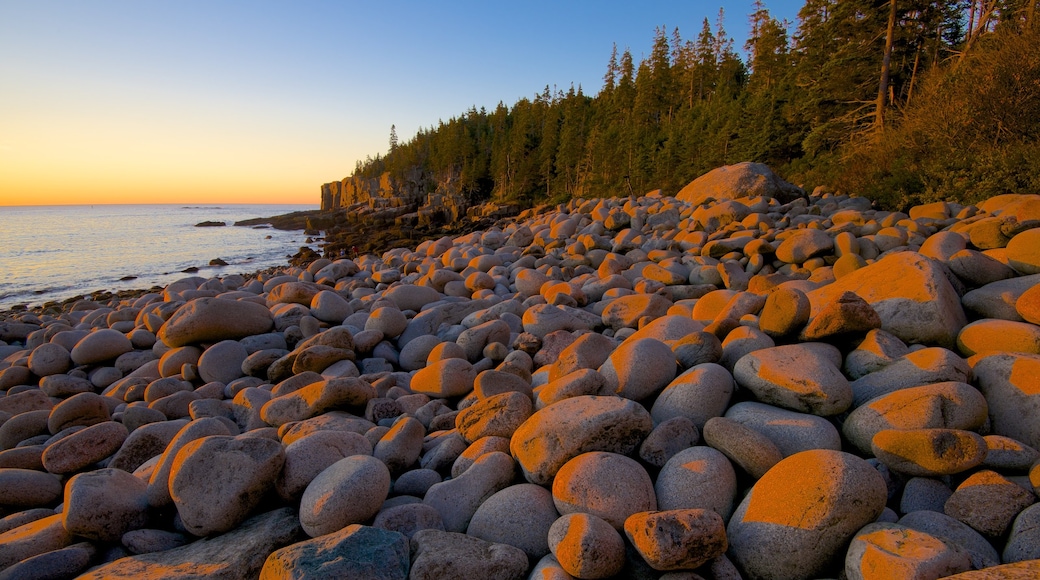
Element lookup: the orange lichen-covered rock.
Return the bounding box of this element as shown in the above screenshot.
[624,509,727,571]
[844,522,972,580]
[732,344,852,416]
[956,319,1040,357]
[510,395,652,486]
[943,470,1036,539]
[726,449,887,580]
[871,428,987,477]
[806,252,966,349]
[972,352,1040,449]
[547,513,626,579]
[843,382,988,455]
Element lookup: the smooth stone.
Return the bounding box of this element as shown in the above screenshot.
[382,284,443,312]
[70,328,133,365]
[145,417,235,507]
[900,477,953,515]
[260,524,408,580]
[169,435,285,537]
[422,451,514,533]
[871,428,987,477]
[372,503,445,540]
[0,514,74,573]
[417,431,468,473]
[46,391,110,434]
[275,429,372,500]
[799,290,881,341]
[108,418,188,473]
[27,343,72,377]
[42,420,128,474]
[601,293,672,330]
[982,435,1040,472]
[510,395,653,485]
[547,332,616,381]
[309,289,353,324]
[298,454,391,538]
[806,252,966,349]
[702,416,782,479]
[392,468,442,498]
[850,347,971,407]
[599,337,677,401]
[552,451,656,530]
[961,273,1040,321]
[726,450,887,580]
[758,286,810,338]
[724,401,841,457]
[733,344,852,416]
[0,541,95,580]
[1006,227,1040,274]
[536,368,606,410]
[638,416,700,467]
[672,331,723,369]
[655,446,737,520]
[39,373,94,397]
[719,325,774,370]
[547,513,626,579]
[62,467,149,542]
[943,469,1036,538]
[624,509,728,572]
[1004,503,1040,563]
[899,510,1001,570]
[456,319,511,362]
[843,381,989,455]
[473,369,533,400]
[260,377,375,427]
[844,522,971,580]
[466,483,559,561]
[455,391,532,443]
[158,346,202,378]
[926,561,1040,579]
[972,352,1040,449]
[409,529,528,580]
[1017,282,1040,324]
[0,410,50,450]
[158,297,274,348]
[650,363,733,431]
[409,357,476,398]
[521,304,593,338]
[0,468,62,508]
[957,318,1040,357]
[76,507,301,580]
[775,228,833,264]
[197,340,249,384]
[450,435,510,478]
[372,416,425,474]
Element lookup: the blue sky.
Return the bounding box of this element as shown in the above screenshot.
[0,0,803,205]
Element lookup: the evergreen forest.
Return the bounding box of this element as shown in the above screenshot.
[351,0,1040,211]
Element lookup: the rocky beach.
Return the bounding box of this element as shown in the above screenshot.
[1,162,1039,579]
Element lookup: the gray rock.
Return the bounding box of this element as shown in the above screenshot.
[77,507,301,579]
[299,454,390,537]
[409,529,528,580]
[466,483,559,561]
[655,446,737,520]
[261,524,408,580]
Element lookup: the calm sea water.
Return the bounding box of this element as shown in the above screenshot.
[0,204,318,311]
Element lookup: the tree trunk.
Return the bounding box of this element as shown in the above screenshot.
[875,0,898,132]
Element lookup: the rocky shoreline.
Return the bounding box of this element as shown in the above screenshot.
[1,163,1039,579]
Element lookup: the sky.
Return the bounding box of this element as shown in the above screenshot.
[0,0,803,206]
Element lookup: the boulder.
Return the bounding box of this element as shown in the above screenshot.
[675,162,803,206]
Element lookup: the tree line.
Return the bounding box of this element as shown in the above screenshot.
[351,0,1040,211]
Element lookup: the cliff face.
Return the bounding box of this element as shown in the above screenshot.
[321,166,427,211]
[320,166,479,228]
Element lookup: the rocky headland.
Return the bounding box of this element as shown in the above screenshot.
[1,162,1039,579]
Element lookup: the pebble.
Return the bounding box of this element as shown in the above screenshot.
[41,420,128,474]
[655,446,738,520]
[466,482,559,561]
[624,509,727,572]
[702,416,783,479]
[844,522,972,580]
[723,401,841,457]
[169,435,285,537]
[298,454,391,537]
[732,343,852,416]
[422,450,515,533]
[650,363,733,430]
[943,469,1036,538]
[62,467,149,542]
[510,395,652,485]
[871,428,987,477]
[551,451,656,530]
[598,337,677,401]
[547,513,626,579]
[275,429,372,500]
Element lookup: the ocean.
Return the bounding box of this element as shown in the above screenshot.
[0,204,319,311]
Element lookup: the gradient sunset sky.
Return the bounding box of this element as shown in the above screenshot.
[0,0,801,206]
